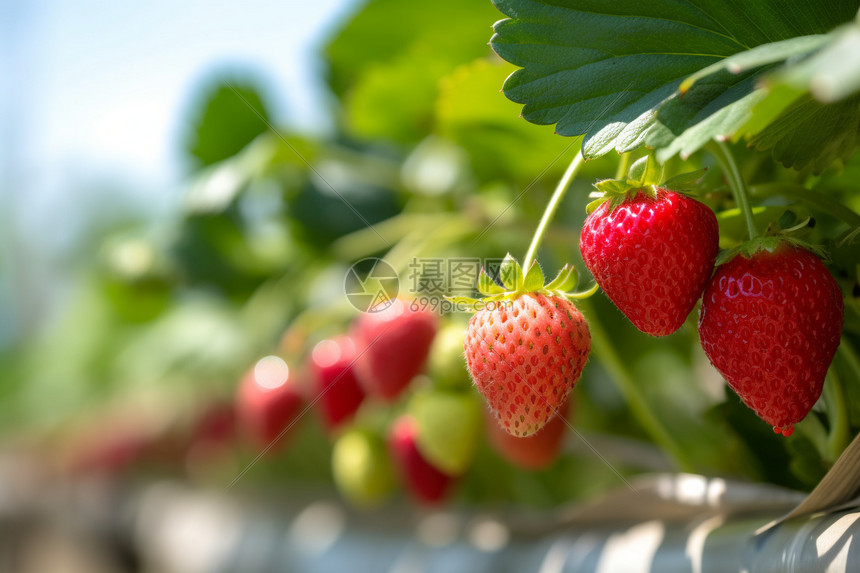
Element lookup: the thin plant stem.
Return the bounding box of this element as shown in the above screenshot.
[580,300,694,472]
[835,338,860,444]
[823,365,850,461]
[839,337,860,382]
[709,141,758,240]
[523,150,587,268]
[615,152,632,180]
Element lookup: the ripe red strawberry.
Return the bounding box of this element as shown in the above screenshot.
[236,355,304,451]
[698,242,844,436]
[309,336,366,429]
[352,299,437,401]
[580,187,719,336]
[464,293,590,437]
[388,415,456,505]
[486,399,570,470]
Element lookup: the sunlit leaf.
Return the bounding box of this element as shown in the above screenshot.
[679,35,830,94]
[436,59,573,182]
[490,0,858,166]
[325,0,497,96]
[772,21,860,104]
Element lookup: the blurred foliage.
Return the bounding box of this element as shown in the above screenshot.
[325,0,497,97]
[2,0,860,511]
[186,80,272,168]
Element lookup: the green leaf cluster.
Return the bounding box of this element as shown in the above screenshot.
[490,0,860,171]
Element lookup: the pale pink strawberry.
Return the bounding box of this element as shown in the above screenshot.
[464,294,589,437]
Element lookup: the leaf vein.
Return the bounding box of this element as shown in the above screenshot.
[519,3,749,51]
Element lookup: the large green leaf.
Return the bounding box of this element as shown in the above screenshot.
[747,94,860,172]
[730,19,860,171]
[490,0,858,164]
[772,20,860,104]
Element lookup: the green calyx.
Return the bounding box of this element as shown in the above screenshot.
[716,234,829,266]
[716,206,829,265]
[446,253,598,310]
[586,154,708,214]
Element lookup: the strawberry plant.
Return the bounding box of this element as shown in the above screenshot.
[9,0,860,517]
[466,0,860,486]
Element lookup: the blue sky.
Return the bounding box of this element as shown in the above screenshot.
[0,0,359,344]
[4,0,357,188]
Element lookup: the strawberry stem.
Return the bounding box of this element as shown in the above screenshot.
[523,150,587,269]
[823,364,849,461]
[830,339,860,456]
[615,151,632,179]
[709,141,758,240]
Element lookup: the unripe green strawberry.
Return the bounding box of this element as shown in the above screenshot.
[699,241,844,436]
[580,187,719,336]
[332,429,394,507]
[409,388,482,475]
[465,293,590,437]
[427,322,471,390]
